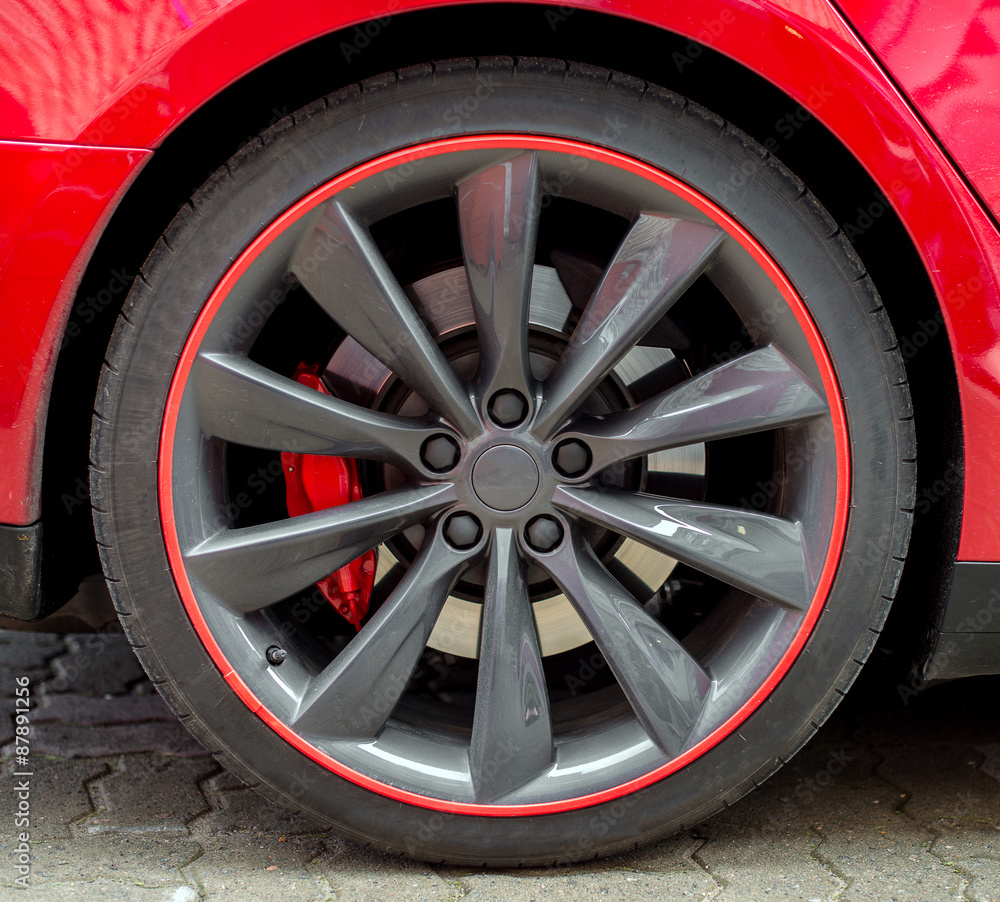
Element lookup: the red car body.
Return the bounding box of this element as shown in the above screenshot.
[2,0,999,863]
[3,0,998,674]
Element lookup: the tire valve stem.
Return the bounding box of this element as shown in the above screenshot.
[265,645,288,666]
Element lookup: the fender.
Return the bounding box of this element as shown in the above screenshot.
[839,0,1000,221]
[1,0,999,562]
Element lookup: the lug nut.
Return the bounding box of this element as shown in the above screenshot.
[525,515,564,553]
[444,512,483,549]
[420,434,460,473]
[266,645,287,666]
[488,390,528,427]
[553,439,592,478]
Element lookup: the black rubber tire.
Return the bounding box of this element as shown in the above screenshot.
[91,57,914,865]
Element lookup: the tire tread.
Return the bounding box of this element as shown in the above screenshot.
[90,55,916,868]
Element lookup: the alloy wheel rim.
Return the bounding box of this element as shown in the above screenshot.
[159,135,850,813]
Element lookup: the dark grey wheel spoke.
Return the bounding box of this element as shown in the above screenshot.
[291,200,479,437]
[554,486,811,611]
[184,483,456,613]
[470,528,552,801]
[559,345,828,476]
[291,523,478,739]
[457,152,540,410]
[193,352,458,475]
[532,216,724,439]
[523,530,712,757]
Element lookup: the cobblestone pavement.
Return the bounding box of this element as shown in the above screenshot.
[1,627,998,901]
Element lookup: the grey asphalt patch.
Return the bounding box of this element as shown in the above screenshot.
[0,629,998,901]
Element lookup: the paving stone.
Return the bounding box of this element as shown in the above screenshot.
[816,825,965,902]
[34,693,175,725]
[201,768,249,795]
[30,834,202,887]
[184,833,329,901]
[438,833,716,898]
[934,828,1000,902]
[0,667,46,754]
[453,836,718,901]
[715,743,979,901]
[77,755,214,835]
[0,633,65,671]
[458,869,716,900]
[876,745,1000,828]
[976,744,1000,783]
[189,785,319,836]
[0,711,14,747]
[0,757,109,840]
[692,825,842,901]
[48,632,145,695]
[598,832,710,875]
[3,881,201,900]
[0,665,52,700]
[0,626,997,900]
[27,720,205,758]
[311,841,462,901]
[704,743,892,835]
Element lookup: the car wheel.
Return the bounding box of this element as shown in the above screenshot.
[91,57,914,865]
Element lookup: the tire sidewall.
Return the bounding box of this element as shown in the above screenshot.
[94,59,908,864]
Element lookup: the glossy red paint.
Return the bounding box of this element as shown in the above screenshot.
[0,0,999,557]
[158,136,852,814]
[0,140,149,522]
[839,0,1000,219]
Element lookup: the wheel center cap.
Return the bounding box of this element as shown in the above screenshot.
[471,445,539,511]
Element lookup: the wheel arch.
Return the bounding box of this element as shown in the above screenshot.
[41,2,962,671]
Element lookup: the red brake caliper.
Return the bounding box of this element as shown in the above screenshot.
[280,363,376,631]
